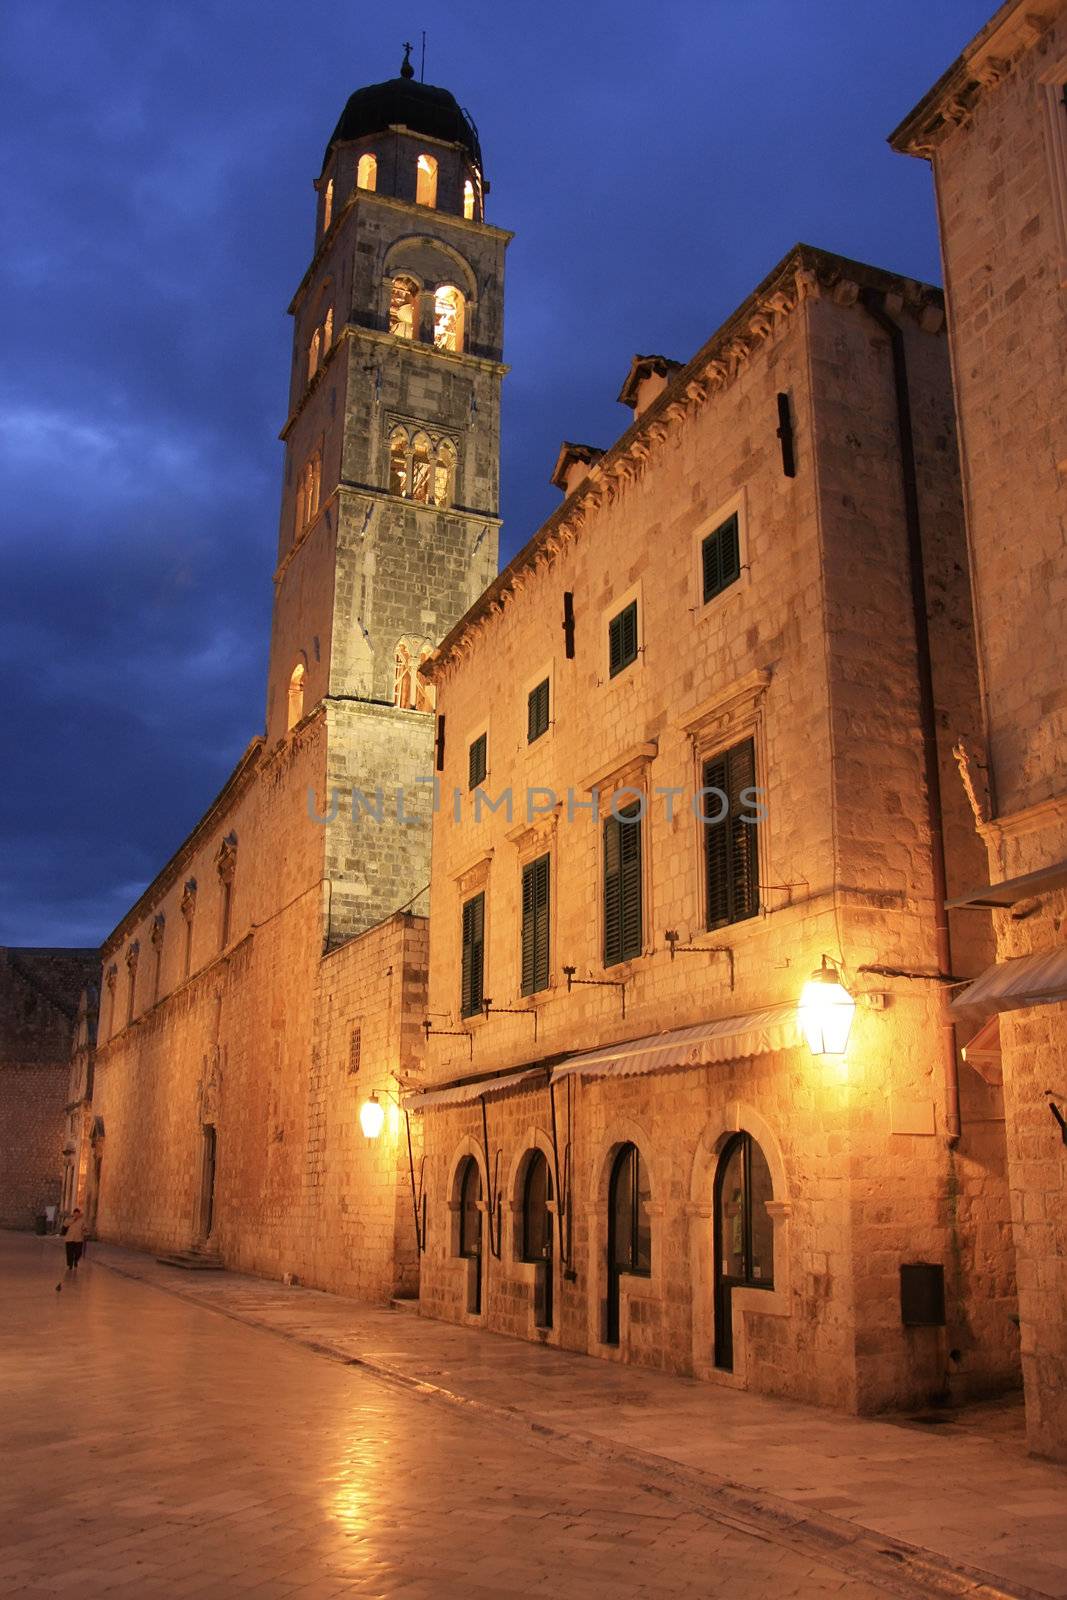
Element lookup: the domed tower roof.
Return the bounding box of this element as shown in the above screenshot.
[323,48,482,175]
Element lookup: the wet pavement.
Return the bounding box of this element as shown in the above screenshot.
[1,1232,1062,1599]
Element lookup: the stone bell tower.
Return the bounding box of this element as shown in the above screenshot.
[267,49,510,940]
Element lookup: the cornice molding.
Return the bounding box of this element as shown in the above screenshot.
[889,0,1058,158]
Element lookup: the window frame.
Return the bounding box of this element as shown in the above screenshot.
[527,677,550,743]
[460,890,486,1018]
[701,736,760,932]
[701,511,742,604]
[603,801,643,968]
[607,599,639,679]
[520,852,551,997]
[468,730,488,790]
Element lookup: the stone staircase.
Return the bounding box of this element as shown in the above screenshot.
[156,1243,225,1272]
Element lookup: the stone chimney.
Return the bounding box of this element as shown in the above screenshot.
[551,441,604,498]
[617,354,682,420]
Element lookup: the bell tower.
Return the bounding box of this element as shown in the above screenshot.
[267,53,510,940]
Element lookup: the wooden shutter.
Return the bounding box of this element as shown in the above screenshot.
[468,733,487,790]
[461,892,485,1016]
[608,602,638,677]
[702,514,741,603]
[527,678,549,742]
[521,854,550,996]
[604,804,642,965]
[704,738,759,929]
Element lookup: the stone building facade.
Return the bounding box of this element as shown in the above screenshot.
[411,243,1021,1414]
[892,0,1067,1458]
[0,947,97,1228]
[87,61,507,1296]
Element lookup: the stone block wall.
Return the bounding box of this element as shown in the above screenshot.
[416,247,1020,1412]
[0,949,97,1228]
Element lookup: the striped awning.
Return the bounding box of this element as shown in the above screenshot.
[950,946,1067,1016]
[404,1065,549,1112]
[552,1002,800,1082]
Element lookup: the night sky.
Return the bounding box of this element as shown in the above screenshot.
[1,0,991,950]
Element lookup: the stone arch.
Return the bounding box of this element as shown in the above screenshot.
[505,1124,556,1258]
[585,1111,665,1358]
[382,235,477,302]
[687,1099,792,1383]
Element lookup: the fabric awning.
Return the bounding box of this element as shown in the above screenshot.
[404,1065,549,1111]
[960,1015,1002,1086]
[950,947,1067,1015]
[552,1002,800,1082]
[946,858,1067,910]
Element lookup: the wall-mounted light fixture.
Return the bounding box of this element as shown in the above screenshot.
[359,1093,386,1140]
[798,956,855,1058]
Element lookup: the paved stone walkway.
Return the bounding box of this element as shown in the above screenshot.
[2,1234,1063,1599]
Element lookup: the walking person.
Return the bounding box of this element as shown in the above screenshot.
[56,1208,86,1290]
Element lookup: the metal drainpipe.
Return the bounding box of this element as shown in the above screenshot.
[860,289,961,1146]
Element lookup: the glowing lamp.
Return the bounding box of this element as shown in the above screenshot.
[798,958,855,1057]
[359,1094,385,1140]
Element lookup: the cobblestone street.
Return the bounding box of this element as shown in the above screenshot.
[0,1234,1060,1599]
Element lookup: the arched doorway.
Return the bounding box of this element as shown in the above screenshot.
[457,1155,483,1315]
[521,1150,553,1329]
[714,1131,774,1370]
[606,1141,651,1345]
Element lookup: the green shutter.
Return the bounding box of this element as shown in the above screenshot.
[608,601,638,677]
[702,514,741,603]
[604,805,642,965]
[468,732,487,789]
[461,892,485,1016]
[527,678,549,742]
[521,853,550,996]
[704,739,759,929]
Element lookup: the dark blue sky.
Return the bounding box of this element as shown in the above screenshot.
[0,0,990,949]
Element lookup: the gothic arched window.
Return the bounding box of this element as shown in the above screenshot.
[322,178,333,234]
[389,428,408,497]
[357,152,377,192]
[434,439,456,508]
[323,307,333,349]
[463,179,476,221]
[394,637,434,710]
[416,153,438,208]
[433,284,465,352]
[410,432,432,502]
[389,275,418,340]
[287,663,305,730]
[308,327,321,383]
[296,453,321,538]
[415,645,435,712]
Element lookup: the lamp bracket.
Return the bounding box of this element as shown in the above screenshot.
[561,965,627,1018]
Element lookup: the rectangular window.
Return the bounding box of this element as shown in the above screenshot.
[461,892,485,1018]
[521,854,551,996]
[603,804,643,966]
[468,732,487,790]
[527,678,550,742]
[608,600,638,678]
[703,738,760,929]
[701,513,741,603]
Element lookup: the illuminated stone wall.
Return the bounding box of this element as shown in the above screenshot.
[415,246,1019,1413]
[893,0,1067,1457]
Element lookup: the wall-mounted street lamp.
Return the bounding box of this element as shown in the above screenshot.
[359,1093,386,1140]
[798,956,856,1058]
[357,1084,426,1252]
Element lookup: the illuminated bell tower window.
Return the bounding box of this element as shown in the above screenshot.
[389,275,418,340]
[433,284,465,351]
[463,179,475,220]
[357,152,377,191]
[387,425,458,508]
[416,153,438,207]
[322,178,333,233]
